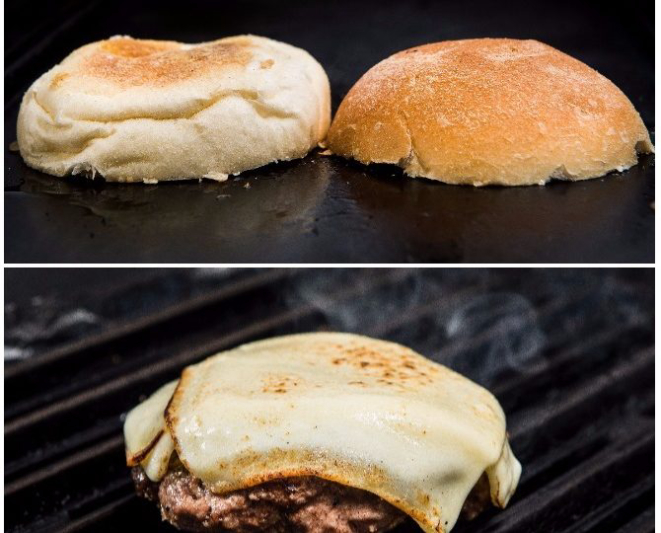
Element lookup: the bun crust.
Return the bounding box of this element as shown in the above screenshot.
[328,39,653,186]
[17,35,330,183]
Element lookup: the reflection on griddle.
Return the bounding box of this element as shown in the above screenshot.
[343,154,654,262]
[6,151,654,263]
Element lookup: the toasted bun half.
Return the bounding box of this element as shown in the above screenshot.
[328,38,653,186]
[17,35,330,183]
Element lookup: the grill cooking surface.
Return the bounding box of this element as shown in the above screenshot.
[4,0,654,263]
[4,268,654,532]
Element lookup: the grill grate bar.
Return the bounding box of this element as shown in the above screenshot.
[5,272,304,421]
[432,286,593,362]
[508,346,653,439]
[5,416,119,480]
[5,435,124,497]
[612,507,654,533]
[5,304,317,435]
[492,323,652,408]
[563,474,653,533]
[58,493,135,533]
[5,269,290,380]
[504,434,608,504]
[367,286,486,337]
[58,494,136,533]
[471,430,653,533]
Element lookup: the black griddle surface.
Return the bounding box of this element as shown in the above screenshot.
[4,0,655,263]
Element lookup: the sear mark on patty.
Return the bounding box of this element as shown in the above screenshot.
[132,466,490,532]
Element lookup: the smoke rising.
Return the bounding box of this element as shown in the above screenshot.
[284,269,653,387]
[5,297,99,360]
[284,270,547,387]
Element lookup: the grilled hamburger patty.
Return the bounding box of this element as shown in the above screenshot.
[132,466,490,532]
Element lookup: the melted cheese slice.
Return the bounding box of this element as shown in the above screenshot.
[124,333,521,533]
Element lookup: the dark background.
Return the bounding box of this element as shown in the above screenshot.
[4,0,655,263]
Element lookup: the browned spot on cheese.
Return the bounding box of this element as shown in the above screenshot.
[415,490,431,505]
[49,72,69,89]
[84,37,253,87]
[260,59,274,69]
[327,342,436,387]
[261,374,300,394]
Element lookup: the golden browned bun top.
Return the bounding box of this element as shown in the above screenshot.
[17,35,331,183]
[328,38,653,186]
[79,37,253,87]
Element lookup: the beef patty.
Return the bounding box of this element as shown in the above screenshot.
[132,466,490,532]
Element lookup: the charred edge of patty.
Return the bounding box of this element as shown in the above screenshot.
[132,466,491,533]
